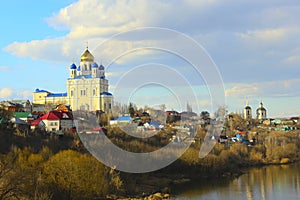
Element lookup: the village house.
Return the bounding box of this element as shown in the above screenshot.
[38,110,74,133]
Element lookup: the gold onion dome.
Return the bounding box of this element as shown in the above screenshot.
[80,47,94,62]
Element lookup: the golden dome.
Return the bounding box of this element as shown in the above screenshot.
[80,47,94,62]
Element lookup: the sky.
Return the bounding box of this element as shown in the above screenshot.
[1,0,300,118]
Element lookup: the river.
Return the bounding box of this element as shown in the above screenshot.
[174,162,300,200]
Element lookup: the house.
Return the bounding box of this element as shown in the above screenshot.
[31,104,47,115]
[0,118,7,124]
[166,110,181,124]
[0,101,17,112]
[30,119,46,131]
[9,117,30,136]
[55,104,72,112]
[39,110,74,133]
[14,112,30,122]
[0,100,31,112]
[144,121,163,130]
[110,115,132,125]
[166,110,180,116]
[10,100,31,112]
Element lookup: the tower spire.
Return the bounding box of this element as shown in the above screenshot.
[86,41,88,49]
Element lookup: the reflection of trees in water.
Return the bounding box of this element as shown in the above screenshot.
[245,164,300,200]
[176,163,300,199]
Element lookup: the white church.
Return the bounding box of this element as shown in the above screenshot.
[33,46,113,113]
[243,100,267,120]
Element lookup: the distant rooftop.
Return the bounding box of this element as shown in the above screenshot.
[47,93,67,97]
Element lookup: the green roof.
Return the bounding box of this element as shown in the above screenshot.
[0,118,7,123]
[14,112,30,118]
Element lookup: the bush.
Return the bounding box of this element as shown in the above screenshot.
[43,150,114,199]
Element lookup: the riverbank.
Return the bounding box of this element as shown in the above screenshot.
[117,160,300,200]
[114,137,300,199]
[173,162,300,199]
[1,127,300,199]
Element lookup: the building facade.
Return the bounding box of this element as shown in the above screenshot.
[256,101,267,120]
[243,100,252,119]
[33,46,113,112]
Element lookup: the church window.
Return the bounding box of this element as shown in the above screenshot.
[109,103,112,109]
[93,89,96,96]
[104,103,106,110]
[71,90,74,97]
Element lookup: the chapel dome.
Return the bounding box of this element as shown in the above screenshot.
[80,48,94,62]
[99,64,105,70]
[92,62,98,68]
[257,101,266,111]
[245,105,251,110]
[70,63,77,69]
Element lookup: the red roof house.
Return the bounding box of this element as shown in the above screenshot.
[38,111,74,133]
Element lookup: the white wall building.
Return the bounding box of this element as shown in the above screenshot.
[256,101,267,120]
[33,46,113,113]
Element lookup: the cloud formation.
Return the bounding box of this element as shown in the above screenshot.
[3,0,300,86]
[0,87,32,100]
[5,2,299,50]
[0,88,13,99]
[225,78,300,98]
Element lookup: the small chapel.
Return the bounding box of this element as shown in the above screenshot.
[243,100,267,120]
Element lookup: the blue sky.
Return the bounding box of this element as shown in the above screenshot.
[1,0,300,118]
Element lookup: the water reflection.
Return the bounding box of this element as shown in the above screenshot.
[175,162,300,200]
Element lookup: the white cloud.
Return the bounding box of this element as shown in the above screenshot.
[225,83,260,98]
[19,91,32,99]
[0,0,253,61]
[0,88,13,99]
[238,28,287,41]
[47,0,145,38]
[3,0,300,87]
[0,88,32,100]
[225,79,300,98]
